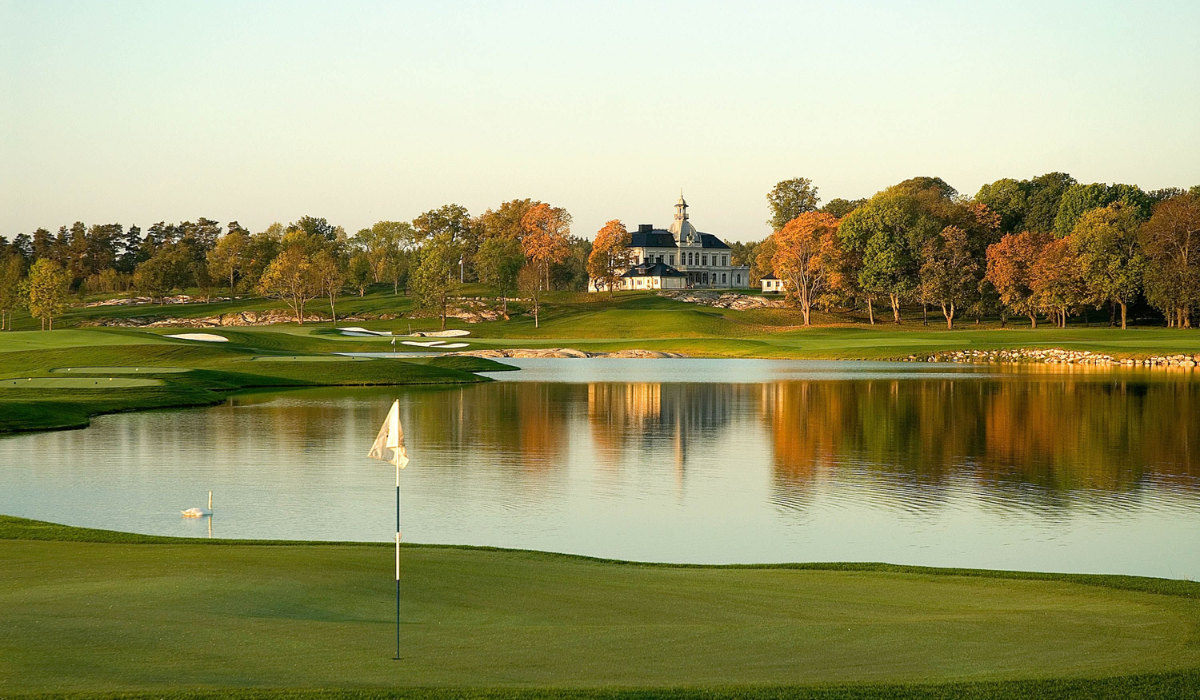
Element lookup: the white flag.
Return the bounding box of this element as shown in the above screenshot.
[367,400,409,468]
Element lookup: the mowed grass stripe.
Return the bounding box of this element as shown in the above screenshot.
[1,518,1199,696]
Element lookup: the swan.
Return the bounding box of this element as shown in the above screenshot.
[182,491,213,518]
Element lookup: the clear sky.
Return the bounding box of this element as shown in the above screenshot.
[2,0,1198,242]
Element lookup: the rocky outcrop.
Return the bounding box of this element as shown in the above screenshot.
[909,348,1200,369]
[659,290,784,310]
[84,310,325,327]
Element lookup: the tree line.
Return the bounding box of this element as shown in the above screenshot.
[0,201,593,330]
[740,175,1200,328]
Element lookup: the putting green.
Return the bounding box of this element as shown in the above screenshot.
[2,516,1199,696]
[50,366,191,374]
[0,377,163,388]
[250,355,370,362]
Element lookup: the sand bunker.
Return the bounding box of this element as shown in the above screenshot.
[165,333,228,343]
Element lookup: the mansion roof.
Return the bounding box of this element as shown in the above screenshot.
[629,229,730,250]
[622,261,686,278]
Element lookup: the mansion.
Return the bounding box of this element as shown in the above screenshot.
[590,194,751,292]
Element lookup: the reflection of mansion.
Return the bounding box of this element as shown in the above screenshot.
[589,194,751,292]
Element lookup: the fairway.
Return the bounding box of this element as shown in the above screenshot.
[50,366,192,373]
[1,517,1199,698]
[0,376,163,388]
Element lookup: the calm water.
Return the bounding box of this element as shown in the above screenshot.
[2,359,1198,579]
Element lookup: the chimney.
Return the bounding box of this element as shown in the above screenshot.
[638,224,653,232]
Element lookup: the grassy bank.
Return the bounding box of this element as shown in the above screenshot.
[1,516,1199,699]
[0,330,512,433]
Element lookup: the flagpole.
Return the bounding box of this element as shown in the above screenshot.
[395,457,401,661]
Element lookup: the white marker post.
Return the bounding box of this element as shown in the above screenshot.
[367,400,409,660]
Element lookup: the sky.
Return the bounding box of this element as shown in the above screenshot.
[2,0,1198,242]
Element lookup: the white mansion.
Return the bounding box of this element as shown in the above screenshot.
[590,194,751,292]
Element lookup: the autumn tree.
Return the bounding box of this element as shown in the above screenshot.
[410,234,459,330]
[258,245,321,324]
[0,254,24,330]
[1070,205,1145,329]
[520,203,571,290]
[587,220,633,297]
[1030,237,1083,327]
[767,178,820,231]
[311,250,346,326]
[478,199,541,241]
[820,198,866,219]
[986,231,1050,328]
[771,212,839,326]
[1139,194,1200,327]
[918,226,979,329]
[751,237,777,285]
[26,258,70,330]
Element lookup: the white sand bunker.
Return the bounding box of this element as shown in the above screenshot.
[409,329,469,338]
[165,333,228,343]
[339,327,393,337]
[401,339,471,349]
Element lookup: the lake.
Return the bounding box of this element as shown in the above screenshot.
[2,359,1198,579]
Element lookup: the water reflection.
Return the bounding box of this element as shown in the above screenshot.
[0,360,1197,578]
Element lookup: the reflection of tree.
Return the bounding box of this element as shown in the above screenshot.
[762,376,1200,507]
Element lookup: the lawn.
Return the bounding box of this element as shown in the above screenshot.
[1,516,1199,699]
[0,332,513,434]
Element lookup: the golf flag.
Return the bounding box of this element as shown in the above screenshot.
[368,400,409,469]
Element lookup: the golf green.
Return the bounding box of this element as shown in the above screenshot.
[0,377,163,388]
[2,517,1198,698]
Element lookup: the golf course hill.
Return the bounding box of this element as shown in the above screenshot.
[2,515,1199,699]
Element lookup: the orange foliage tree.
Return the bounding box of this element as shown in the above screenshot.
[587,219,632,297]
[985,231,1051,328]
[520,203,571,291]
[771,212,840,326]
[1030,237,1083,327]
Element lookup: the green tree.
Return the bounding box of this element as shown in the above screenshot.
[918,226,979,329]
[820,198,866,219]
[258,245,321,324]
[347,253,373,297]
[839,194,921,323]
[517,263,543,328]
[354,221,414,293]
[133,243,192,303]
[311,250,346,326]
[207,229,249,294]
[1055,183,1153,237]
[26,258,70,330]
[410,235,460,330]
[1071,205,1146,329]
[476,236,524,315]
[0,254,24,330]
[767,178,820,231]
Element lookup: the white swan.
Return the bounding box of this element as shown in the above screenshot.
[182,491,213,518]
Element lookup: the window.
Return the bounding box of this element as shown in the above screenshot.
[702,254,708,266]
[657,255,663,263]
[722,273,727,284]
[722,255,728,266]
[669,254,675,265]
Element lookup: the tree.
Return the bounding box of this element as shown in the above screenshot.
[1054,183,1153,237]
[520,203,571,290]
[476,236,524,315]
[767,178,820,231]
[0,254,23,330]
[770,212,839,326]
[207,228,249,294]
[347,253,373,297]
[133,243,192,302]
[311,250,346,326]
[1140,194,1200,328]
[587,220,633,297]
[751,237,776,285]
[258,245,321,324]
[820,198,866,219]
[26,258,70,330]
[478,199,540,241]
[1071,205,1146,329]
[410,235,459,330]
[986,231,1050,328]
[288,215,338,241]
[518,263,543,328]
[355,221,413,293]
[1030,237,1083,328]
[838,193,921,323]
[918,226,979,329]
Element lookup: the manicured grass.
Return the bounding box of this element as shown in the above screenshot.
[2,516,1199,699]
[0,336,513,434]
